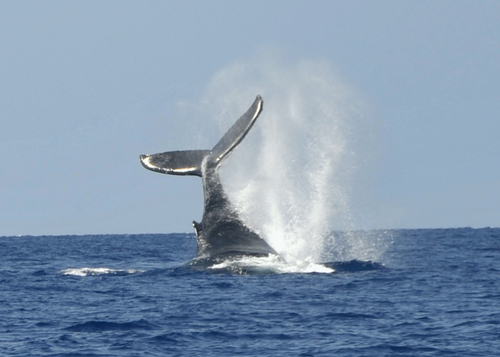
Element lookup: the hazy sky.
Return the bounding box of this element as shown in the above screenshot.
[1,1,499,236]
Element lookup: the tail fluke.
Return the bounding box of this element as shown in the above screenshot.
[140,150,211,177]
[140,95,263,176]
[210,95,263,163]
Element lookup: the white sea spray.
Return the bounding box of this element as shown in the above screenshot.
[185,52,388,266]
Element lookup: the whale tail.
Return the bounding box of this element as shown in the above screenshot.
[140,95,263,177]
[140,150,210,177]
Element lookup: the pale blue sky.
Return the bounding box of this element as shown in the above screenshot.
[1,1,499,235]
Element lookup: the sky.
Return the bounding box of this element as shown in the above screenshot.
[1,1,499,236]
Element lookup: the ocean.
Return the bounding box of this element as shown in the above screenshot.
[1,228,499,356]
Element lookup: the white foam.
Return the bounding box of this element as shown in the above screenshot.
[208,255,335,274]
[60,267,145,276]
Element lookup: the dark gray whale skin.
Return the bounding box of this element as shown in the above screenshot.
[140,96,277,260]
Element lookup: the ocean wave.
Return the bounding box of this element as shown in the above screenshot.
[60,267,145,277]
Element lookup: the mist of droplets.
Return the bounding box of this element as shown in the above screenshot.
[188,53,387,265]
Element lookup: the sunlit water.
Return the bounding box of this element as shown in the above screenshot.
[1,229,499,356]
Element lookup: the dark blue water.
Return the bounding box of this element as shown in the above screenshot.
[1,228,499,356]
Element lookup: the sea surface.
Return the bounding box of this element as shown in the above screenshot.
[1,228,499,356]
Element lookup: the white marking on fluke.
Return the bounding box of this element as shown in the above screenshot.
[141,156,156,170]
[173,167,197,173]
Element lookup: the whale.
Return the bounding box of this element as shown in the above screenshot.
[140,95,278,260]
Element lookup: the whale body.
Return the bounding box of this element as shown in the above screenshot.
[140,96,278,260]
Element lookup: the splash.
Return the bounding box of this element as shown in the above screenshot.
[208,255,335,275]
[189,53,384,265]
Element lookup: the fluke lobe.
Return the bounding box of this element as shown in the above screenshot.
[140,96,278,260]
